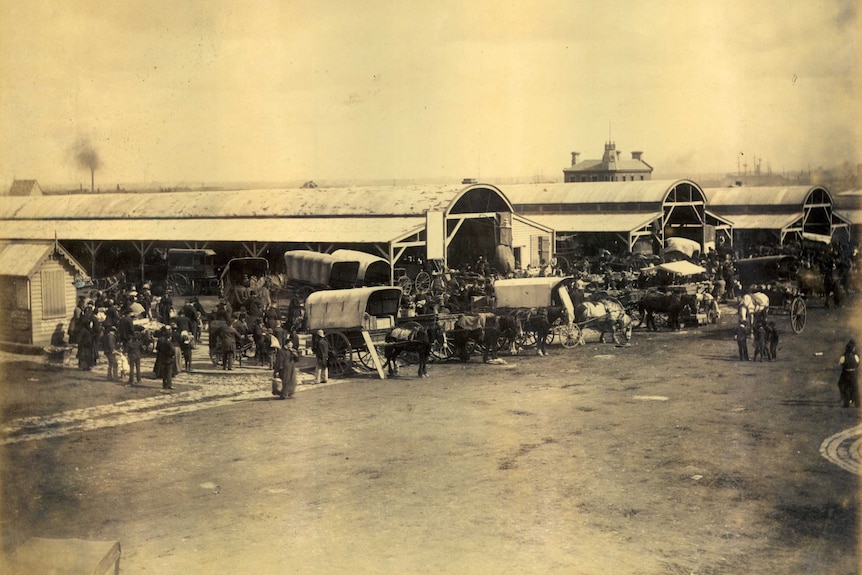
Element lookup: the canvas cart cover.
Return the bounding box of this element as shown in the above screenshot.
[494,276,575,322]
[305,286,402,330]
[284,250,335,286]
[331,249,390,286]
[662,237,701,260]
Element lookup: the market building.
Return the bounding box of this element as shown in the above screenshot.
[0,182,552,286]
[703,185,853,256]
[503,179,733,263]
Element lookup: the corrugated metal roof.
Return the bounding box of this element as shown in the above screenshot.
[704,185,830,207]
[836,209,862,225]
[0,216,426,244]
[504,179,698,205]
[521,212,661,233]
[0,185,467,220]
[721,213,800,230]
[0,241,85,277]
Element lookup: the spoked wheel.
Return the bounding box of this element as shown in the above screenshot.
[414,271,432,294]
[325,332,353,377]
[168,273,190,296]
[397,276,413,296]
[559,323,583,348]
[430,333,455,362]
[790,296,806,334]
[358,344,386,371]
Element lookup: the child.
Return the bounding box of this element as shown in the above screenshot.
[753,323,767,362]
[764,321,779,361]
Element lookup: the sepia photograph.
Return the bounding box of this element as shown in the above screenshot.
[0,1,859,573]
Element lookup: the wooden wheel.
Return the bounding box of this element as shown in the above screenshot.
[168,273,190,296]
[414,271,432,294]
[560,323,583,348]
[325,332,353,377]
[397,275,413,296]
[430,332,455,361]
[790,296,806,334]
[358,344,386,371]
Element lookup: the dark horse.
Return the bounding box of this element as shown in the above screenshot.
[452,312,500,362]
[383,321,435,377]
[521,306,570,351]
[637,291,697,331]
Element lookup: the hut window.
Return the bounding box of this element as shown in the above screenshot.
[41,269,66,319]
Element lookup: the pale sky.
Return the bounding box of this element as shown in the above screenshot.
[1,0,858,189]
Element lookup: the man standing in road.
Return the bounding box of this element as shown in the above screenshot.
[272,339,300,399]
[313,329,330,384]
[104,325,119,381]
[219,322,240,371]
[155,327,175,390]
[125,329,143,386]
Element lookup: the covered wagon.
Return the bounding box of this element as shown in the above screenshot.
[305,286,403,379]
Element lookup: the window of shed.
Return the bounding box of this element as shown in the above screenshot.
[41,269,66,319]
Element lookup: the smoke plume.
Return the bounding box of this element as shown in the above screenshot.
[74,139,101,192]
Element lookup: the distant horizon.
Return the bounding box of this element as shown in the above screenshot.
[24,161,859,195]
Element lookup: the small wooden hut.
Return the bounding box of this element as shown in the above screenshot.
[0,241,85,346]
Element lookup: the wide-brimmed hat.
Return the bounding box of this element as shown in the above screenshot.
[316,329,324,337]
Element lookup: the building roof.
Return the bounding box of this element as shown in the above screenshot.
[0,216,426,244]
[0,241,86,277]
[505,179,700,206]
[0,185,471,219]
[7,180,42,196]
[563,159,651,172]
[720,213,801,231]
[703,185,831,208]
[521,212,661,233]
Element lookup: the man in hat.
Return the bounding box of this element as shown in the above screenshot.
[104,325,119,381]
[313,329,330,384]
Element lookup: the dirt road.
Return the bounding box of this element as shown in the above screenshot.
[1,300,859,574]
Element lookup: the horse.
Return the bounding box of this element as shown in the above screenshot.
[496,311,524,355]
[738,292,769,330]
[575,300,633,345]
[637,291,697,331]
[452,312,499,362]
[383,322,434,377]
[519,306,570,353]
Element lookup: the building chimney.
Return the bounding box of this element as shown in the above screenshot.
[615,151,621,161]
[631,151,643,161]
[571,152,580,166]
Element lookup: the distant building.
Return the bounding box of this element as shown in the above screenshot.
[7,179,43,196]
[563,142,653,183]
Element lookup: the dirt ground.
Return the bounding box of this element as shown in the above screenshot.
[0,298,860,574]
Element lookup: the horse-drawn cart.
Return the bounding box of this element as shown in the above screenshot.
[735,255,807,334]
[304,286,403,379]
[493,276,582,349]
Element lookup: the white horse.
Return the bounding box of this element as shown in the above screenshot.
[738,292,769,325]
[576,299,633,345]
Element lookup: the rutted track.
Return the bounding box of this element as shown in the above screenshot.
[820,424,862,475]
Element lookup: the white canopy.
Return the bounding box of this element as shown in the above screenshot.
[640,261,707,276]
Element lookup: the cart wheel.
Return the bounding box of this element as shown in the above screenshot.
[414,271,431,294]
[358,344,386,370]
[790,296,806,334]
[168,273,190,296]
[560,323,583,348]
[397,275,413,296]
[326,332,353,377]
[430,332,455,361]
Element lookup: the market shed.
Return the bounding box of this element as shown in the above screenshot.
[504,179,732,259]
[0,241,86,345]
[0,183,551,282]
[703,185,852,255]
